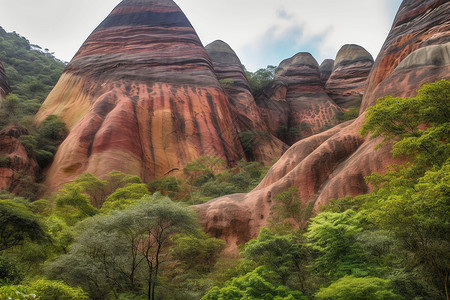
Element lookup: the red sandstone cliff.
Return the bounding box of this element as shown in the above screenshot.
[196,0,450,254]
[36,0,245,191]
[205,40,288,163]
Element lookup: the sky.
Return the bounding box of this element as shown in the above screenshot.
[0,0,403,71]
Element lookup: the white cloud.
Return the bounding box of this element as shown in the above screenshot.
[0,0,402,70]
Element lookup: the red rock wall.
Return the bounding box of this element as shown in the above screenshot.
[206,40,288,163]
[0,126,39,193]
[37,0,245,191]
[325,45,373,108]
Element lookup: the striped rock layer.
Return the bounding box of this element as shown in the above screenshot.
[36,0,244,191]
[257,53,342,145]
[196,0,450,254]
[325,44,374,108]
[205,40,288,163]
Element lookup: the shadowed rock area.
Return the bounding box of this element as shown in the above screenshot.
[0,126,39,193]
[36,0,245,191]
[319,59,334,85]
[196,0,450,254]
[325,44,373,108]
[256,53,342,145]
[206,40,288,163]
[0,58,10,102]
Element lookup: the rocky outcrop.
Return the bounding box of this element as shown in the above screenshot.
[325,45,373,108]
[196,0,450,254]
[36,0,245,191]
[319,59,334,84]
[205,40,288,162]
[361,0,450,112]
[256,53,342,144]
[0,126,39,193]
[0,58,10,102]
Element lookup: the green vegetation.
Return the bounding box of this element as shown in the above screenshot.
[245,65,276,95]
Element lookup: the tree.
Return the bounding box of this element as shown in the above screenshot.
[201,266,307,300]
[46,196,197,300]
[242,228,309,292]
[101,183,149,212]
[314,276,402,300]
[305,210,368,279]
[0,199,47,251]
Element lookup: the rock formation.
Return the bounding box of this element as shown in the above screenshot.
[205,40,288,162]
[319,59,334,84]
[256,53,342,144]
[325,45,373,108]
[0,126,39,193]
[196,0,450,254]
[36,0,245,191]
[361,0,450,112]
[0,58,10,102]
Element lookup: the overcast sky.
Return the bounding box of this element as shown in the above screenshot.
[0,0,402,71]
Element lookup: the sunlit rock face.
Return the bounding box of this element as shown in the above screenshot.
[361,0,450,112]
[256,53,342,145]
[325,45,374,108]
[36,0,245,191]
[0,58,10,102]
[0,126,39,193]
[205,40,288,163]
[196,0,450,254]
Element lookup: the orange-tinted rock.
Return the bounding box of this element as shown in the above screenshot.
[36,0,245,191]
[0,58,10,102]
[205,40,288,162]
[325,45,373,108]
[256,53,342,144]
[196,0,450,254]
[361,0,450,112]
[0,126,39,192]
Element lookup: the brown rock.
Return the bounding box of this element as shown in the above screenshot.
[256,53,342,144]
[325,45,373,108]
[196,0,450,254]
[36,0,245,191]
[206,40,288,163]
[361,0,450,112]
[319,59,334,84]
[0,126,39,193]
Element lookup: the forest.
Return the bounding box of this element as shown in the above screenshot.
[0,28,449,300]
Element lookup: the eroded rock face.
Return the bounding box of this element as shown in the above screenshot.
[256,53,342,144]
[205,40,288,162]
[319,59,334,84]
[325,45,373,108]
[361,0,450,112]
[0,58,10,102]
[196,0,450,254]
[36,0,245,191]
[0,126,39,193]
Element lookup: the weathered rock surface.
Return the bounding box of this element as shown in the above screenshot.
[36,0,245,191]
[0,126,39,193]
[325,45,373,108]
[205,40,288,162]
[361,0,450,112]
[0,58,10,102]
[256,53,342,144]
[196,0,450,254]
[319,59,334,84]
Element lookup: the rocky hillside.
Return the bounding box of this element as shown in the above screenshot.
[0,58,10,102]
[196,0,450,254]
